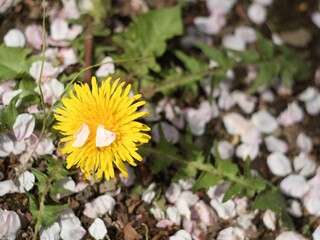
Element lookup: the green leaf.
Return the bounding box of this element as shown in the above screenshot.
[223,182,244,202]
[193,171,220,191]
[175,50,208,73]
[112,6,183,76]
[19,78,37,91]
[45,157,70,182]
[253,188,286,213]
[213,142,239,176]
[0,95,19,130]
[231,50,260,64]
[28,193,39,221]
[42,203,69,227]
[31,168,48,194]
[50,184,72,202]
[256,32,274,60]
[0,45,31,80]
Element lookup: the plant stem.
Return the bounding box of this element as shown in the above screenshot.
[32,157,64,240]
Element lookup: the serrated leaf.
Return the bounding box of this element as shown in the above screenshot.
[28,193,39,221]
[113,6,183,76]
[253,188,286,213]
[31,168,48,194]
[223,182,244,202]
[256,32,274,60]
[175,50,208,73]
[0,45,31,80]
[45,157,71,181]
[193,172,220,192]
[42,203,69,227]
[0,95,19,130]
[50,185,71,202]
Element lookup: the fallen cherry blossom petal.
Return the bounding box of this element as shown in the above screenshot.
[223,112,250,136]
[264,135,288,153]
[298,87,318,102]
[296,133,313,153]
[18,170,35,193]
[293,153,316,177]
[206,0,237,15]
[218,89,236,111]
[0,134,14,157]
[241,127,262,145]
[194,14,226,35]
[60,0,80,19]
[169,229,192,240]
[305,93,320,115]
[0,209,21,240]
[222,34,246,51]
[311,11,320,29]
[13,113,35,141]
[25,24,46,50]
[313,226,320,240]
[152,122,179,144]
[165,182,182,204]
[4,28,26,47]
[119,164,136,187]
[179,191,199,206]
[251,110,278,134]
[0,180,18,196]
[175,199,191,221]
[29,61,63,82]
[302,171,320,216]
[237,213,256,231]
[276,231,308,240]
[88,218,107,240]
[54,177,76,199]
[193,200,217,226]
[96,57,115,77]
[0,0,12,13]
[277,101,304,126]
[216,140,234,159]
[142,182,156,203]
[34,137,56,157]
[178,178,195,190]
[236,143,259,161]
[267,152,292,176]
[50,18,69,41]
[12,140,26,155]
[156,219,174,228]
[287,200,303,218]
[83,194,116,218]
[210,198,236,220]
[60,208,86,240]
[150,207,165,220]
[59,48,78,66]
[166,206,181,226]
[40,222,60,240]
[217,226,245,240]
[248,3,267,25]
[232,90,256,114]
[74,182,89,193]
[262,209,276,231]
[235,26,256,43]
[2,89,22,106]
[280,174,309,198]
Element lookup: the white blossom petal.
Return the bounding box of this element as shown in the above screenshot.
[222,34,246,51]
[0,209,21,240]
[194,14,226,35]
[223,112,250,136]
[216,140,234,159]
[88,218,107,240]
[298,87,318,102]
[287,200,303,218]
[296,133,313,153]
[293,153,316,177]
[305,93,320,115]
[248,3,267,25]
[165,182,182,204]
[263,209,276,231]
[166,206,181,226]
[142,182,156,204]
[60,209,86,240]
[29,61,62,82]
[96,57,115,77]
[251,110,278,134]
[152,122,179,144]
[276,231,308,240]
[25,24,45,50]
[40,222,61,240]
[50,18,69,41]
[235,26,256,43]
[277,102,304,126]
[280,174,309,198]
[232,90,256,114]
[264,136,288,153]
[311,11,320,29]
[210,198,236,220]
[0,134,14,157]
[2,89,22,106]
[169,229,192,240]
[4,29,26,47]
[13,114,35,141]
[18,170,35,193]
[313,226,320,240]
[267,152,292,176]
[83,194,116,218]
[0,180,18,196]
[217,227,245,240]
[236,143,259,161]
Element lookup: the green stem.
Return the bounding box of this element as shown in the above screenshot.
[141,146,259,191]
[32,157,64,240]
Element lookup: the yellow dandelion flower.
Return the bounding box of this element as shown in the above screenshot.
[54,77,151,180]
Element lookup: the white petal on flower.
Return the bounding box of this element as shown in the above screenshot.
[251,110,278,134]
[96,125,116,148]
[0,180,18,197]
[280,174,309,198]
[263,209,276,231]
[311,11,320,29]
[13,114,35,141]
[2,89,22,106]
[236,143,259,161]
[18,170,35,193]
[0,134,14,157]
[223,112,250,136]
[0,209,21,240]
[267,152,292,176]
[264,135,288,153]
[72,123,90,147]
[25,24,45,50]
[60,208,86,240]
[4,29,26,47]
[305,93,320,116]
[215,140,234,159]
[169,229,192,240]
[232,90,256,114]
[298,87,318,102]
[254,0,273,6]
[96,57,115,77]
[296,133,313,153]
[150,207,165,221]
[50,18,69,41]
[142,183,156,204]
[152,122,179,144]
[276,231,308,240]
[313,226,320,240]
[287,200,303,218]
[83,194,116,218]
[156,219,175,228]
[247,3,267,25]
[293,153,316,177]
[210,198,236,220]
[165,182,182,204]
[166,206,181,226]
[217,227,245,240]
[194,14,226,35]
[88,218,107,240]
[235,26,256,43]
[40,222,61,240]
[277,101,304,126]
[222,34,246,51]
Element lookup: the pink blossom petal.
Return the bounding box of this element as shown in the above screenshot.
[29,61,63,82]
[193,200,217,226]
[267,152,292,176]
[0,180,18,196]
[152,122,179,144]
[0,134,14,157]
[142,183,156,203]
[88,218,107,240]
[166,206,181,226]
[210,198,236,220]
[276,231,308,240]
[206,0,237,15]
[40,78,64,105]
[232,90,256,113]
[237,213,256,230]
[251,110,278,134]
[25,24,46,50]
[166,183,182,204]
[217,227,245,240]
[169,229,192,240]
[60,208,86,240]
[302,171,320,215]
[50,18,69,41]
[0,209,21,240]
[194,14,226,35]
[119,164,136,187]
[287,200,303,217]
[156,219,174,228]
[13,114,35,141]
[18,170,35,193]
[150,207,165,221]
[96,57,115,78]
[12,140,26,155]
[223,112,250,136]
[293,153,316,177]
[4,29,26,47]
[178,178,195,190]
[59,48,78,66]
[280,174,309,198]
[216,140,234,159]
[83,194,115,219]
[40,222,60,240]
[175,199,191,220]
[66,24,83,40]
[236,143,259,161]
[34,137,55,156]
[296,133,313,153]
[2,89,22,106]
[311,11,320,29]
[222,34,246,51]
[248,3,267,25]
[61,0,80,19]
[179,191,199,206]
[277,102,304,126]
[264,135,288,153]
[235,26,256,43]
[241,127,262,145]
